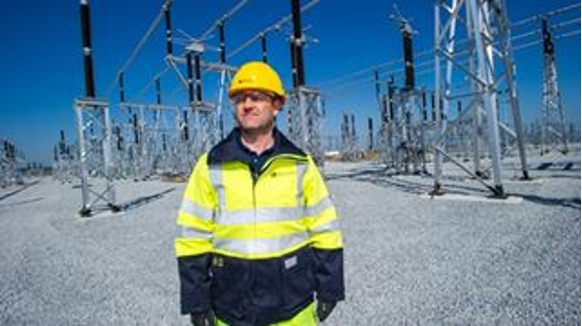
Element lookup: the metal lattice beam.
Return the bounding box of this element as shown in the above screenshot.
[431,0,530,198]
[287,87,325,165]
[74,98,120,216]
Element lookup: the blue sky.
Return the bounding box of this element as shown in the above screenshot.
[0,0,579,164]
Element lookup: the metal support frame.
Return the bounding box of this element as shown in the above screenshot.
[287,86,325,165]
[432,0,530,198]
[191,102,220,160]
[166,52,235,160]
[187,62,233,160]
[116,102,198,179]
[1,139,26,188]
[378,83,394,168]
[117,103,146,179]
[145,104,182,175]
[540,17,568,155]
[381,88,428,174]
[377,9,429,175]
[110,61,233,182]
[53,131,77,183]
[340,112,361,161]
[74,98,119,216]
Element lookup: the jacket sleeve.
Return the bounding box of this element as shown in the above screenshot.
[302,156,345,302]
[175,153,217,314]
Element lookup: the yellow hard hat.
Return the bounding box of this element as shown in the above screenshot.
[229,61,286,99]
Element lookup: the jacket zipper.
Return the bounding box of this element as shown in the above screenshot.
[249,165,258,306]
[250,153,308,249]
[251,167,258,254]
[247,154,308,308]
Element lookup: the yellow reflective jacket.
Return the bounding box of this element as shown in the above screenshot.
[175,129,344,325]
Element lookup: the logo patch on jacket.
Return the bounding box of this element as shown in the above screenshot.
[284,256,298,270]
[212,256,225,267]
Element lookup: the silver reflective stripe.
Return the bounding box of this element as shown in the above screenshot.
[209,165,225,212]
[181,226,213,240]
[216,206,304,225]
[296,162,308,207]
[213,231,309,255]
[180,198,213,221]
[311,219,339,235]
[304,196,334,217]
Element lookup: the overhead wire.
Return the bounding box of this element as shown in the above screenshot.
[227,0,320,59]
[141,0,321,103]
[133,0,249,103]
[102,1,579,103]
[322,26,579,95]
[315,2,580,90]
[104,0,172,98]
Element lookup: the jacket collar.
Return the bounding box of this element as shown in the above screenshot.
[207,127,306,165]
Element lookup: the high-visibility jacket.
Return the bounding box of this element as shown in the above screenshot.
[175,129,344,325]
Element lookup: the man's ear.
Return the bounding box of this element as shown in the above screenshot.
[273,98,285,117]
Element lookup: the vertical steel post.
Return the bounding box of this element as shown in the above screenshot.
[74,102,90,214]
[186,52,194,104]
[79,0,96,98]
[119,72,125,103]
[156,78,162,105]
[261,33,268,63]
[194,53,203,104]
[164,1,173,56]
[432,1,444,194]
[219,22,226,64]
[291,0,305,86]
[368,118,374,151]
[469,0,504,196]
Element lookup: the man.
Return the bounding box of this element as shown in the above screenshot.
[175,61,344,325]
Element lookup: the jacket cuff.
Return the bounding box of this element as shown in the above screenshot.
[313,248,345,302]
[178,254,212,314]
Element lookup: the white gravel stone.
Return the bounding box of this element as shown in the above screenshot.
[0,149,579,325]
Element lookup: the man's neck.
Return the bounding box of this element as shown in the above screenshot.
[240,128,275,155]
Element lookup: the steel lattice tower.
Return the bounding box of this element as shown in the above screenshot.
[75,0,119,216]
[287,87,325,165]
[540,17,568,155]
[432,0,529,198]
[287,0,325,164]
[74,99,119,216]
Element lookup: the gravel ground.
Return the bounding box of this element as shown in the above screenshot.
[0,149,579,325]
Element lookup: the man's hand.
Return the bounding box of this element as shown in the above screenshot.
[316,301,337,322]
[190,310,214,326]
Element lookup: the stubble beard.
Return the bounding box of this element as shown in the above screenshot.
[237,115,275,136]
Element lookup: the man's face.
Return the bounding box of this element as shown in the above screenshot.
[232,90,283,133]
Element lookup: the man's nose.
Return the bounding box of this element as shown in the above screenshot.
[241,97,256,109]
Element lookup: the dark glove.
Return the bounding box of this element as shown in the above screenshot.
[190,310,214,326]
[316,301,337,322]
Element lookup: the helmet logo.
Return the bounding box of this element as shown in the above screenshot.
[239,77,253,84]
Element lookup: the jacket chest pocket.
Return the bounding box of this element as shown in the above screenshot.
[256,170,299,207]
